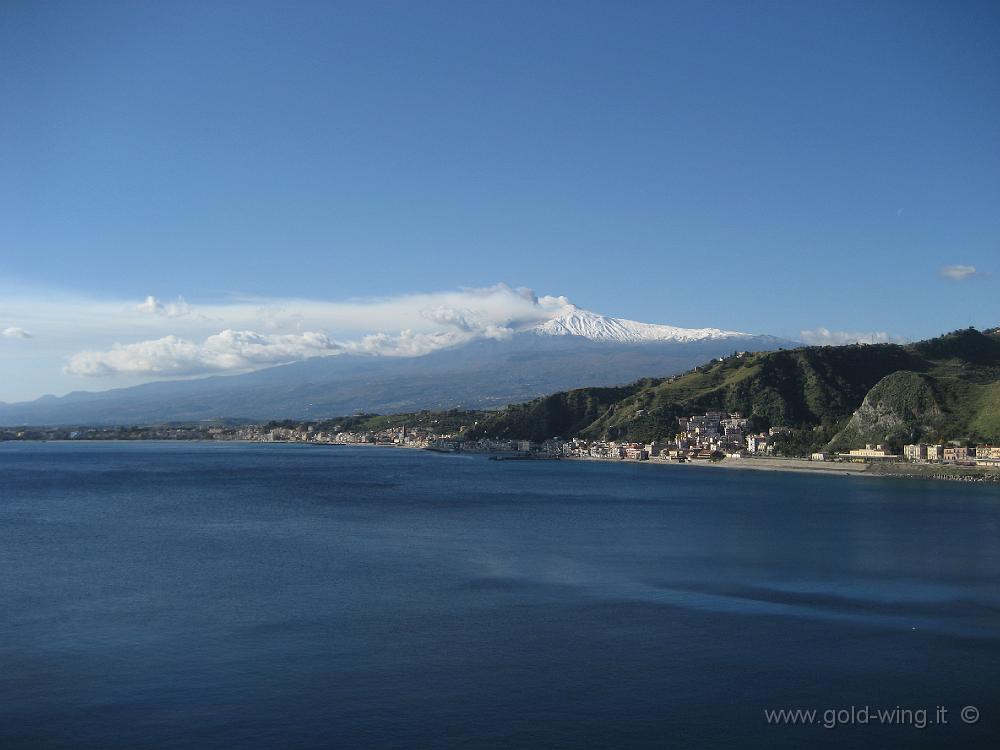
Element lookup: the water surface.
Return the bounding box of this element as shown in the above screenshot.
[2,442,998,748]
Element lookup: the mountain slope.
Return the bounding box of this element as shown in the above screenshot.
[469,328,1000,451]
[0,324,794,426]
[530,305,746,343]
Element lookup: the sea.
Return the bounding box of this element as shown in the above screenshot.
[1,441,998,749]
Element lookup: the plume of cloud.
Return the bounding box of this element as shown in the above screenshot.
[799,328,895,346]
[419,306,514,340]
[939,265,980,281]
[24,283,583,379]
[2,326,32,339]
[5,283,570,342]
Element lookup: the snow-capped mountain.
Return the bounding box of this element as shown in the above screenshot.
[531,305,747,343]
[0,308,796,425]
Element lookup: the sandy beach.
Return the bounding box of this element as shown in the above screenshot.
[565,454,1000,482]
[682,456,868,476]
[564,453,868,476]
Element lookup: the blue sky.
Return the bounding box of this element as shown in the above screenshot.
[1,0,998,401]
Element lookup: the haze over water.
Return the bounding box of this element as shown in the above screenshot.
[2,442,998,748]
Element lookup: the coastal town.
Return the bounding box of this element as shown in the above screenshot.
[6,409,1000,471]
[228,411,1000,470]
[5,410,1000,477]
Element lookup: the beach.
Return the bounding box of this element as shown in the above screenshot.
[680,456,868,476]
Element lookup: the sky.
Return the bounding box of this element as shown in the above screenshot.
[1,0,998,402]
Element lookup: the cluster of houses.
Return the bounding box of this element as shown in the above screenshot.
[554,412,787,462]
[901,443,1000,467]
[233,423,442,447]
[808,443,1000,467]
[233,423,555,455]
[228,416,1000,469]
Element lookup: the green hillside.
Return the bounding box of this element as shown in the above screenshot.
[467,328,1000,454]
[460,384,643,443]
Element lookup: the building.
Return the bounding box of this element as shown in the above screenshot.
[624,445,648,461]
[942,446,975,463]
[903,444,928,461]
[720,413,748,430]
[746,434,770,454]
[846,444,899,462]
[977,445,1000,460]
[926,444,946,462]
[973,445,1000,468]
[645,441,670,457]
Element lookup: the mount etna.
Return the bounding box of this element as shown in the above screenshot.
[0,305,794,425]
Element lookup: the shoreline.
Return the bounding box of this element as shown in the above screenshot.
[565,454,868,478]
[5,439,999,483]
[564,454,1000,483]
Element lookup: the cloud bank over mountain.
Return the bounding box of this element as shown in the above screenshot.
[59,285,758,378]
[0,282,780,393]
[66,331,344,377]
[0,284,574,383]
[59,285,574,377]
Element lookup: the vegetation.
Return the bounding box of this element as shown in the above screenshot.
[11,329,999,458]
[467,327,1000,455]
[460,384,643,443]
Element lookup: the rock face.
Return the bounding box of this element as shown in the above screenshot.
[827,371,947,450]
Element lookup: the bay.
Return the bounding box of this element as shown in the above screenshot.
[1,442,998,748]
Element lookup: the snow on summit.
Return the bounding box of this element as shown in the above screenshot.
[530,304,748,344]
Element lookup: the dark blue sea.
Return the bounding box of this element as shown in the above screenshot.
[1,442,998,749]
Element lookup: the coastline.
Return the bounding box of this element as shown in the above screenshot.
[565,454,1000,482]
[566,454,868,478]
[673,456,867,477]
[5,438,998,483]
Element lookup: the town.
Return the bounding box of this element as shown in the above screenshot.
[232,412,1000,469]
[5,412,1000,471]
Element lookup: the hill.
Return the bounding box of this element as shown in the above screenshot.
[468,328,1000,453]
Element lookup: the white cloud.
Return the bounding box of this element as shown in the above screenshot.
[57,284,580,377]
[66,330,344,377]
[418,305,514,340]
[0,283,565,342]
[799,328,895,346]
[135,295,192,317]
[2,326,32,339]
[63,319,524,378]
[939,265,980,281]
